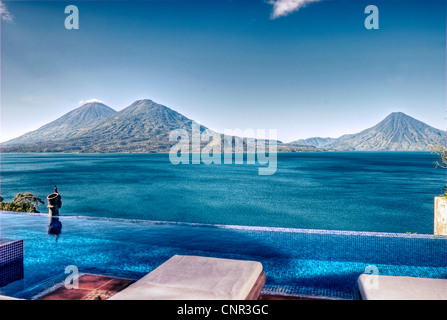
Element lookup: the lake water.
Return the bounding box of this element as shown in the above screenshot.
[0,152,445,234]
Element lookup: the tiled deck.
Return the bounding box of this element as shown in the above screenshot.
[39,274,134,300]
[38,274,323,300]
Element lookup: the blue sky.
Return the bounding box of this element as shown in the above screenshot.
[1,0,446,142]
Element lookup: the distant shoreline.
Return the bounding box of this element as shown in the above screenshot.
[0,150,434,154]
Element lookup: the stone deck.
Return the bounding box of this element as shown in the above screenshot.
[39,274,134,300]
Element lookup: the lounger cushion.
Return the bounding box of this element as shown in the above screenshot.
[357,274,447,300]
[0,295,23,300]
[109,255,263,300]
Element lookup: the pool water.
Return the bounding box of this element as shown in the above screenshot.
[0,212,446,299]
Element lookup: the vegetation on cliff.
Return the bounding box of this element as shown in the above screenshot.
[430,143,447,198]
[0,193,44,213]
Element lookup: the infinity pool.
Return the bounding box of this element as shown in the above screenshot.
[0,212,446,299]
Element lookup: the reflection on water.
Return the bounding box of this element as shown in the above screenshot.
[47,186,63,238]
[48,216,62,238]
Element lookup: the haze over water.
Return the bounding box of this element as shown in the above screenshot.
[0,152,444,234]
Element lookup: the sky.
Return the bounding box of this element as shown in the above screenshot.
[0,0,446,143]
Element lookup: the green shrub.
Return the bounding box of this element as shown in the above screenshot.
[0,193,44,213]
[430,144,447,197]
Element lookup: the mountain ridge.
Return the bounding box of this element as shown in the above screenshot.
[290,112,446,151]
[3,101,117,146]
[2,99,216,153]
[64,99,211,152]
[2,101,445,152]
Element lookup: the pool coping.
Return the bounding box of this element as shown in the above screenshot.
[1,211,445,240]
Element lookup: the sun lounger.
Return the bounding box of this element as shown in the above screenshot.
[357,274,447,300]
[0,295,23,300]
[109,255,265,300]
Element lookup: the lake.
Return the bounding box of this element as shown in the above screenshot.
[0,152,444,234]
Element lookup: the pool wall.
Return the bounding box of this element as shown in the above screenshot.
[0,239,24,286]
